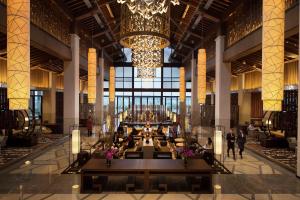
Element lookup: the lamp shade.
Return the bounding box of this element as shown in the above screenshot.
[109,66,115,102]
[214,130,222,155]
[88,48,96,104]
[262,0,285,111]
[7,0,30,110]
[179,67,186,102]
[173,113,177,123]
[197,49,206,104]
[72,130,80,154]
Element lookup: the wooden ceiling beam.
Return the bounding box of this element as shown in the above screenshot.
[94,1,125,58]
[92,30,108,38]
[102,41,118,49]
[75,7,99,21]
[171,0,205,59]
[198,9,220,23]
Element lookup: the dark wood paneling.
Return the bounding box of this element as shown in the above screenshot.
[251,92,263,119]
[56,91,63,125]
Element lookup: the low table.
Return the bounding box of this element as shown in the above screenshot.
[81,159,212,193]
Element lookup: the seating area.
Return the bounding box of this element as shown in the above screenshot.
[0,0,300,198]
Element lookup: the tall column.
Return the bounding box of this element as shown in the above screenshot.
[109,66,115,133]
[297,3,300,177]
[63,34,80,134]
[215,35,231,132]
[238,74,251,125]
[191,57,199,127]
[95,56,104,126]
[211,93,214,105]
[43,72,56,123]
[179,67,186,132]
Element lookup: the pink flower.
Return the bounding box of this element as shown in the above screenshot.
[105,148,117,160]
[180,148,194,158]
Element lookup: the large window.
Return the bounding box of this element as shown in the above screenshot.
[104,64,184,114]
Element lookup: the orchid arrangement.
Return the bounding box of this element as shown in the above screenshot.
[180,148,194,159]
[105,147,117,160]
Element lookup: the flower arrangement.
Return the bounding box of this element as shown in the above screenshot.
[104,147,117,166]
[180,148,194,158]
[105,147,118,160]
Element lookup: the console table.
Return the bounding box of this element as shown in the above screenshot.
[81,159,213,193]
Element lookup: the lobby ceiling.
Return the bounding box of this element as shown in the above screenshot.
[61,0,236,62]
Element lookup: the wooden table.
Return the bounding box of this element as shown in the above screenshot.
[81,159,212,193]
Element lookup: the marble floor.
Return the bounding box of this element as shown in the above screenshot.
[0,135,300,199]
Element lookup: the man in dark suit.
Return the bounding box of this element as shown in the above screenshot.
[226,129,236,160]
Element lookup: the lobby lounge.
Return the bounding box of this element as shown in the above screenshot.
[0,0,300,199]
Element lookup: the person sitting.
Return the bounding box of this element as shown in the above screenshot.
[131,126,138,135]
[117,124,124,135]
[127,133,135,149]
[203,137,214,165]
[203,137,213,150]
[157,123,164,136]
[248,122,260,132]
[169,123,178,143]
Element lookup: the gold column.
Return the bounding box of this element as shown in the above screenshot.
[179,67,186,102]
[109,66,115,133]
[109,66,115,102]
[7,0,30,110]
[179,66,186,132]
[88,48,96,104]
[198,49,206,104]
[262,0,285,111]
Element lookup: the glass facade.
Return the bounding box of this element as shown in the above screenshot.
[103,64,191,115]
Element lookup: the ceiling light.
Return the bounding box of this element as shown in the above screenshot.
[137,67,156,79]
[132,49,162,69]
[117,0,179,19]
[120,5,170,50]
[88,48,96,104]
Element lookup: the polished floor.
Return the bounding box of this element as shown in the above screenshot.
[0,133,300,199]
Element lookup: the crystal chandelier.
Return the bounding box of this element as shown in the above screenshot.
[132,49,162,68]
[137,67,156,79]
[117,0,179,19]
[120,5,170,50]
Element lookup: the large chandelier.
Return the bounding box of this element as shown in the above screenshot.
[137,67,156,79]
[120,5,170,50]
[132,49,162,68]
[117,0,179,19]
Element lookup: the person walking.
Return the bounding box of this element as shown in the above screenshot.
[86,116,93,137]
[226,129,236,160]
[237,129,246,159]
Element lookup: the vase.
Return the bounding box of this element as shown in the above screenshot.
[106,159,112,167]
[184,158,188,167]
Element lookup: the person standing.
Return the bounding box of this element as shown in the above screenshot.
[237,129,246,159]
[226,129,236,160]
[86,116,93,137]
